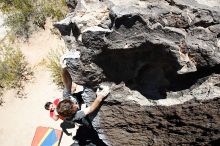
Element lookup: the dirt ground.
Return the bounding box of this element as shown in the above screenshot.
[0,19,75,146]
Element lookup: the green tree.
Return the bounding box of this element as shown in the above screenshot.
[0,45,33,97]
[47,48,64,88]
[0,0,67,38]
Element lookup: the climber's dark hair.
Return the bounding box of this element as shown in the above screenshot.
[44,102,52,110]
[57,99,78,117]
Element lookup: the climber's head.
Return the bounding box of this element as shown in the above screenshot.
[56,99,78,117]
[44,102,53,110]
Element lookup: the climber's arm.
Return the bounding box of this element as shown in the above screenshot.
[61,68,77,93]
[83,86,109,115]
[83,95,104,115]
[51,114,59,121]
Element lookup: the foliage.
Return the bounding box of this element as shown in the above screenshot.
[0,0,67,38]
[50,27,62,38]
[47,48,64,88]
[0,45,33,97]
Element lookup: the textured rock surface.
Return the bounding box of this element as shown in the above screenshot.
[98,74,220,145]
[55,0,220,145]
[100,97,220,146]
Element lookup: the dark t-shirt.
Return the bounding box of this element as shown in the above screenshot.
[63,87,81,104]
[65,110,91,127]
[62,87,90,126]
[73,110,86,120]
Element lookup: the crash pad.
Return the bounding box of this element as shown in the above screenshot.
[31,126,62,146]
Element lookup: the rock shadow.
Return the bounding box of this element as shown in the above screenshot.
[54,22,80,40]
[94,41,180,100]
[168,64,220,92]
[94,41,220,100]
[70,125,108,146]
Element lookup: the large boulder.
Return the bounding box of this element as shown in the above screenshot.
[55,0,220,145]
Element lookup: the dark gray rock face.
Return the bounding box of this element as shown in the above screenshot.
[55,0,220,145]
[101,97,220,146]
